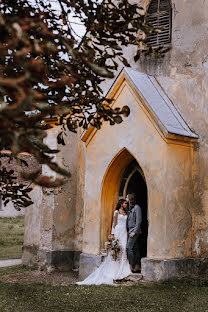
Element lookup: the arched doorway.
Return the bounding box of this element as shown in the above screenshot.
[119,160,148,259]
[101,149,148,260]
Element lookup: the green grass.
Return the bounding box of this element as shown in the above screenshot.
[0,265,32,276]
[0,266,208,312]
[0,217,24,260]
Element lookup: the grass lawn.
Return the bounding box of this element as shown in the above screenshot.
[0,266,208,312]
[0,217,24,260]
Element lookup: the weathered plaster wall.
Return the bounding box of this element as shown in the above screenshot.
[109,0,208,258]
[23,186,43,247]
[39,127,84,255]
[22,186,43,265]
[82,83,194,259]
[52,128,84,253]
[23,125,85,268]
[23,0,208,270]
[131,0,208,257]
[74,138,86,250]
[160,144,194,258]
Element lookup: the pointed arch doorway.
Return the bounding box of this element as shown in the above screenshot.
[101,149,148,259]
[119,160,148,259]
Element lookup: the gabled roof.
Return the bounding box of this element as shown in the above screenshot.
[116,68,198,139]
[81,68,198,143]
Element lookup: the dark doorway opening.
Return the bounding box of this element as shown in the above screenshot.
[119,160,148,259]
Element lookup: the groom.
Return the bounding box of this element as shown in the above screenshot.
[126,193,142,273]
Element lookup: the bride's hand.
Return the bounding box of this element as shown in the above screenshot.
[129,232,135,237]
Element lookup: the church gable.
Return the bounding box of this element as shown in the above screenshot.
[81,67,197,262]
[82,68,198,144]
[123,68,197,139]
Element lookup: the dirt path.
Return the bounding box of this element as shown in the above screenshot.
[0,259,144,286]
[0,270,79,286]
[0,268,146,286]
[0,259,22,267]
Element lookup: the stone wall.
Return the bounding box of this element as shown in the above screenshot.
[22,125,85,270]
[82,81,195,258]
[79,0,208,278]
[106,0,208,259]
[133,0,208,257]
[22,0,208,279]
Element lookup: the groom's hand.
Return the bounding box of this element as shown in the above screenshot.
[129,232,135,237]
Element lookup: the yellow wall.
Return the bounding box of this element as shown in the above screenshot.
[82,82,195,258]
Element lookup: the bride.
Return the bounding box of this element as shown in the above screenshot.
[76,199,131,285]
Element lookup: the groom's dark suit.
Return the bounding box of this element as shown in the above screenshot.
[126,204,142,266]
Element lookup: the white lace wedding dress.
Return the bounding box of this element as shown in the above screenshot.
[77,212,131,285]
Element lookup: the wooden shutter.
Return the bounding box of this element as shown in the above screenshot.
[146,0,172,48]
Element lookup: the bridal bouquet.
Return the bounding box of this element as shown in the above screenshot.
[105,234,121,261]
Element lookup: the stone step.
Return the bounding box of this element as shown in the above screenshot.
[113,273,143,285]
[125,273,143,282]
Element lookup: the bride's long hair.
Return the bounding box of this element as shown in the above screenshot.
[115,199,127,214]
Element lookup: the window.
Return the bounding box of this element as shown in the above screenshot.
[146,0,172,48]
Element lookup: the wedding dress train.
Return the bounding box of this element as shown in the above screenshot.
[77,213,131,285]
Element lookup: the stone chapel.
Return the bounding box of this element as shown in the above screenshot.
[22,0,208,281]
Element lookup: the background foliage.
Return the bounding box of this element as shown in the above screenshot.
[0,0,161,209]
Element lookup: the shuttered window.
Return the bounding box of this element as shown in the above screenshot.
[146,0,172,48]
